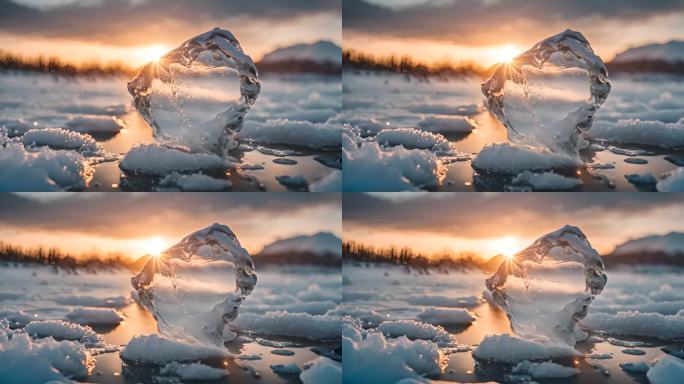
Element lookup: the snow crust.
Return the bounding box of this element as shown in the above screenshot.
[511,360,579,378]
[119,143,232,175]
[241,119,341,149]
[472,143,582,174]
[588,119,684,148]
[417,115,476,134]
[647,355,684,384]
[473,334,579,363]
[160,361,229,380]
[376,128,451,151]
[300,357,342,384]
[658,168,684,192]
[24,320,103,346]
[120,334,230,364]
[21,128,101,154]
[158,172,231,191]
[580,311,684,340]
[417,308,476,325]
[510,171,582,190]
[230,312,341,341]
[65,308,123,326]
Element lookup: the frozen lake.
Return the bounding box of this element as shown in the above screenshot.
[0,73,341,192]
[0,264,341,383]
[342,263,684,383]
[342,72,684,192]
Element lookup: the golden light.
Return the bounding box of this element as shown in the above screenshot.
[141,236,168,256]
[492,236,521,259]
[491,44,521,64]
[134,44,169,64]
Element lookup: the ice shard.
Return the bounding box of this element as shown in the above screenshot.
[482,30,610,155]
[132,223,257,345]
[485,225,607,346]
[128,28,260,157]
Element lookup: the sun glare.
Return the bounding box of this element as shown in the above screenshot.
[493,236,521,259]
[141,236,168,256]
[136,45,168,64]
[492,44,521,64]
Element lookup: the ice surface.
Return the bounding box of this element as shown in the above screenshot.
[588,119,684,149]
[241,119,341,149]
[120,334,230,364]
[473,334,579,363]
[511,360,579,378]
[647,355,684,384]
[120,143,233,176]
[417,308,476,325]
[657,168,684,192]
[342,322,445,383]
[486,225,607,346]
[472,143,582,174]
[128,27,260,157]
[510,171,582,191]
[160,361,229,380]
[230,311,340,341]
[158,172,232,191]
[131,223,256,345]
[65,308,124,326]
[580,311,684,340]
[300,357,342,384]
[482,29,610,155]
[270,363,301,374]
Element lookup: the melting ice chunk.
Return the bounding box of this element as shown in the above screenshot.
[482,30,610,155]
[131,223,257,345]
[128,28,260,157]
[485,225,607,346]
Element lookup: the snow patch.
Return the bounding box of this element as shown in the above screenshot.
[473,334,579,363]
[472,143,582,174]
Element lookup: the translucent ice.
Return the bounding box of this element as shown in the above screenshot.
[132,223,257,345]
[485,225,607,346]
[128,28,260,157]
[482,30,610,155]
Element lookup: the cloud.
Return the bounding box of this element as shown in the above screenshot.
[343,193,684,240]
[343,0,684,47]
[0,0,340,45]
[0,192,340,239]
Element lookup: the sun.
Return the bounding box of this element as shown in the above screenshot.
[141,236,168,256]
[137,44,168,64]
[492,236,521,259]
[492,44,521,64]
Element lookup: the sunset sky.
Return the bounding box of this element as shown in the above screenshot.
[344,193,684,258]
[0,0,341,66]
[0,193,341,258]
[344,0,684,66]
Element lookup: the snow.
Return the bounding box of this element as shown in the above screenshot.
[65,115,125,135]
[511,360,579,378]
[54,295,129,308]
[270,363,302,374]
[377,320,454,345]
[343,140,445,191]
[276,174,308,189]
[119,143,232,176]
[160,362,229,380]
[230,311,341,341]
[0,140,93,191]
[120,334,230,364]
[158,172,231,191]
[24,320,104,346]
[510,171,582,191]
[261,41,341,65]
[472,143,582,174]
[65,307,123,326]
[300,357,342,384]
[588,119,684,149]
[0,332,92,383]
[416,308,476,325]
[309,169,341,192]
[647,355,684,384]
[260,233,342,258]
[473,334,579,363]
[342,322,445,383]
[417,115,476,134]
[625,172,657,185]
[580,311,684,340]
[241,119,342,149]
[376,128,451,151]
[405,294,482,308]
[658,168,684,192]
[612,40,684,64]
[620,361,650,373]
[612,232,684,255]
[21,128,101,154]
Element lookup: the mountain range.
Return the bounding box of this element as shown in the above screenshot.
[608,40,684,74]
[257,40,341,74]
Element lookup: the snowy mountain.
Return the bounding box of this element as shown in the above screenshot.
[255,232,342,266]
[613,41,684,64]
[606,232,684,266]
[261,41,341,65]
